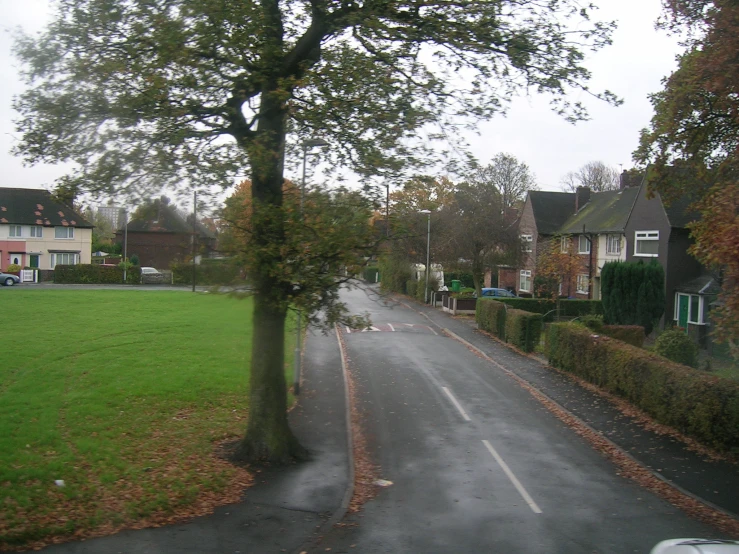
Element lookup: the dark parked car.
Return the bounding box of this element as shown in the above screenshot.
[140,266,165,284]
[0,272,20,286]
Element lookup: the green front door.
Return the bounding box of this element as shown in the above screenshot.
[678,294,689,329]
[29,255,39,268]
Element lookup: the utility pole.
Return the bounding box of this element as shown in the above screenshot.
[192,191,197,293]
[123,211,128,284]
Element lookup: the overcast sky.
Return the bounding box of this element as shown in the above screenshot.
[0,0,683,199]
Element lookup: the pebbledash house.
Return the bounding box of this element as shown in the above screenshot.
[0,188,92,270]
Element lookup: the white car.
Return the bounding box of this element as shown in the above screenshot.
[140,266,165,283]
[651,539,739,554]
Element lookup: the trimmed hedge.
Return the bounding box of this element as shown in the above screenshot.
[506,309,544,353]
[54,264,140,284]
[493,298,557,319]
[547,323,739,452]
[654,329,699,368]
[476,299,506,339]
[603,325,645,348]
[476,300,542,352]
[171,261,242,285]
[558,299,603,317]
[406,280,419,299]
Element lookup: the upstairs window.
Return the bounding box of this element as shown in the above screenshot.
[560,236,569,253]
[30,226,43,238]
[606,234,621,255]
[521,234,533,252]
[635,231,659,257]
[9,225,21,237]
[578,235,591,254]
[55,227,75,239]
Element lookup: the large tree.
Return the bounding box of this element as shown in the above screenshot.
[13,0,617,461]
[468,153,538,211]
[560,161,620,192]
[634,0,738,356]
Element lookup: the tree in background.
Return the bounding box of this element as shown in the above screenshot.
[13,0,618,462]
[634,0,738,356]
[601,261,665,335]
[534,236,581,299]
[560,161,620,192]
[468,153,538,211]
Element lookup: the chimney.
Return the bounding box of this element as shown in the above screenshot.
[620,170,628,190]
[575,186,591,212]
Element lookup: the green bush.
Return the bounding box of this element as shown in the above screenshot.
[505,309,544,353]
[601,260,664,334]
[171,261,242,285]
[602,325,646,348]
[654,329,699,368]
[5,263,21,273]
[363,267,380,283]
[558,299,603,317]
[378,254,411,294]
[406,280,418,299]
[444,271,474,288]
[493,298,557,319]
[54,264,135,284]
[476,299,507,339]
[578,314,604,332]
[547,323,739,452]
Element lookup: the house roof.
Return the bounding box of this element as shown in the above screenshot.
[0,187,92,228]
[558,187,640,235]
[126,199,215,238]
[528,191,576,235]
[675,274,721,296]
[661,194,701,229]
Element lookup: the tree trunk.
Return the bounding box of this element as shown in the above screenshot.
[235,296,307,463]
[233,80,306,463]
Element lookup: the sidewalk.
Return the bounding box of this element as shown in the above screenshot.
[33,329,351,554]
[407,296,739,519]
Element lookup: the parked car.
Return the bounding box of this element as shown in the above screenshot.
[650,539,739,553]
[476,287,517,298]
[140,266,165,284]
[0,272,20,286]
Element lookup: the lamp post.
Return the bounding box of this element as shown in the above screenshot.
[420,209,431,304]
[123,210,128,284]
[294,138,329,396]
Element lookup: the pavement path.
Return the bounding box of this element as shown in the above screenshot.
[311,286,731,553]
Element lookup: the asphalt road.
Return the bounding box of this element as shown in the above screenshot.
[314,286,722,554]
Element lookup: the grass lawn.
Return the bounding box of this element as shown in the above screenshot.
[0,289,296,550]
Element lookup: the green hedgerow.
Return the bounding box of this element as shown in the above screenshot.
[654,329,699,368]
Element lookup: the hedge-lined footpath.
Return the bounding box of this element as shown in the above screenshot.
[476,300,542,352]
[547,322,739,452]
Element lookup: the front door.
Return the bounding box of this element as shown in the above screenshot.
[677,294,689,329]
[29,255,39,268]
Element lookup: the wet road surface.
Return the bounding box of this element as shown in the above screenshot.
[314,286,723,553]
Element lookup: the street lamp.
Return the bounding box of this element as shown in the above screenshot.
[420,209,431,304]
[294,138,329,396]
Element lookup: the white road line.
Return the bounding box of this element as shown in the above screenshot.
[441,386,471,422]
[428,325,439,336]
[388,323,395,332]
[482,439,543,514]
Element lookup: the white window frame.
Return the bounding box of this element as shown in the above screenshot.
[634,230,659,257]
[606,234,621,255]
[9,225,22,237]
[576,274,589,294]
[30,226,43,238]
[560,236,569,253]
[55,226,75,239]
[521,234,533,253]
[50,252,79,267]
[578,235,591,254]
[519,270,532,292]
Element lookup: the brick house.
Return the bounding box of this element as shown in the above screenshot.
[114,197,217,269]
[497,190,577,296]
